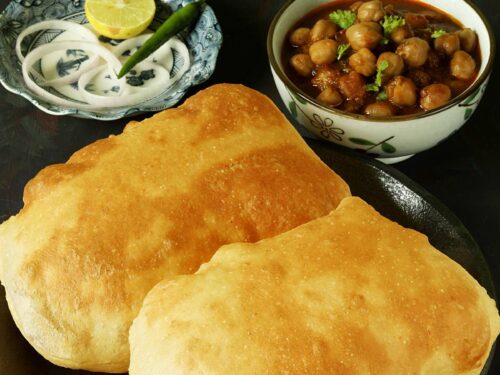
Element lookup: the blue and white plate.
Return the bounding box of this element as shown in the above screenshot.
[0,0,222,120]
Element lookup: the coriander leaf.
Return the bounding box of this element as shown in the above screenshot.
[376,90,388,101]
[374,60,389,87]
[366,60,389,94]
[380,15,405,36]
[380,37,389,45]
[366,83,380,92]
[431,29,447,38]
[329,10,356,29]
[337,43,350,60]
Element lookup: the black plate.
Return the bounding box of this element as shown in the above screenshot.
[0,139,496,374]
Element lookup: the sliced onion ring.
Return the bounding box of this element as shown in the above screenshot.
[16,20,98,62]
[113,35,190,86]
[112,33,154,58]
[16,20,100,87]
[78,62,171,107]
[17,20,192,110]
[22,41,124,110]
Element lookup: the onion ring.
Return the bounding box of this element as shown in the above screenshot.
[22,41,123,110]
[17,20,101,87]
[78,62,171,107]
[17,20,192,110]
[16,20,98,62]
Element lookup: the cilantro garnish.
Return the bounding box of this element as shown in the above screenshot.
[376,90,388,101]
[375,60,389,87]
[381,15,406,35]
[379,15,405,45]
[329,10,356,29]
[365,60,390,93]
[431,29,447,38]
[337,43,350,60]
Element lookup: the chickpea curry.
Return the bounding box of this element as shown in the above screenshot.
[284,0,480,117]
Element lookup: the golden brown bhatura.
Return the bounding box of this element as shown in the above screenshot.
[0,84,350,372]
[130,197,500,375]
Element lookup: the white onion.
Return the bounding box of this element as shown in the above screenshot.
[22,41,124,110]
[78,62,170,107]
[16,20,100,87]
[113,36,190,87]
[16,20,98,62]
[17,20,192,110]
[112,34,154,58]
[38,57,101,88]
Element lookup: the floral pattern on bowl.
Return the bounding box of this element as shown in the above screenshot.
[0,0,222,120]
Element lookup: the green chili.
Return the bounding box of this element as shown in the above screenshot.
[117,1,203,79]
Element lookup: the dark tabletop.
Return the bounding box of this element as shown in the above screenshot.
[0,0,499,373]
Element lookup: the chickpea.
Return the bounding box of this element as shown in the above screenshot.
[310,19,337,42]
[346,22,383,51]
[420,84,451,111]
[396,37,429,68]
[386,76,417,107]
[309,39,338,65]
[434,33,460,56]
[365,21,382,33]
[364,102,394,117]
[377,52,404,82]
[290,54,314,77]
[349,48,377,77]
[450,50,476,80]
[457,28,477,53]
[317,87,343,107]
[390,25,412,45]
[289,27,310,47]
[350,1,363,12]
[357,0,385,23]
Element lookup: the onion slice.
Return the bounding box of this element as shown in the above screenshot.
[79,62,171,107]
[112,34,154,58]
[17,20,192,110]
[22,41,124,110]
[16,20,101,87]
[113,35,190,86]
[16,20,98,62]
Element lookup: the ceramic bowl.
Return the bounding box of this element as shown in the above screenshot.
[267,0,495,163]
[0,0,222,120]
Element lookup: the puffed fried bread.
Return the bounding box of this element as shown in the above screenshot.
[0,84,350,372]
[129,197,500,375]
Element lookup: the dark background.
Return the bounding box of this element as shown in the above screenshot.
[0,0,498,373]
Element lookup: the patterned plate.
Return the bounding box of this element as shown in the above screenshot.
[0,0,222,120]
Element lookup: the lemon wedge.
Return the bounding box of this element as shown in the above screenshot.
[85,0,156,39]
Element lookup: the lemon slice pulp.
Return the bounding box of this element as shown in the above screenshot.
[85,0,156,39]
